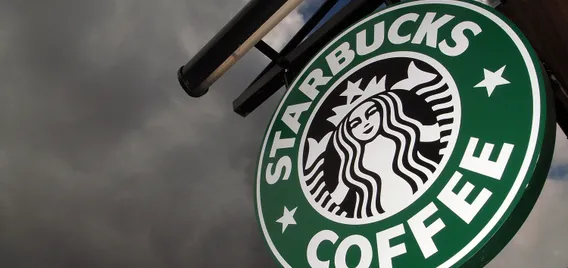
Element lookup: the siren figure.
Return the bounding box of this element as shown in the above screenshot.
[304,61,454,219]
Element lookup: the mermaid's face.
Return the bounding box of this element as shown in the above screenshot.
[348,101,380,142]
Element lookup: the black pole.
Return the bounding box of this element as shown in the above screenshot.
[249,0,339,86]
[254,40,287,67]
[233,0,387,116]
[177,0,288,98]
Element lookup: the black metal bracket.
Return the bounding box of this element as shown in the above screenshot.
[249,0,340,88]
[233,0,388,117]
[177,0,289,98]
[254,40,289,69]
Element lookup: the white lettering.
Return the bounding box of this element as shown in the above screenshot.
[376,224,407,268]
[356,21,386,56]
[459,137,515,180]
[408,203,445,259]
[265,156,292,185]
[438,172,492,224]
[335,235,373,268]
[440,21,482,57]
[326,42,356,76]
[269,131,295,158]
[411,12,454,48]
[299,69,332,100]
[281,102,311,134]
[388,13,419,44]
[307,230,338,268]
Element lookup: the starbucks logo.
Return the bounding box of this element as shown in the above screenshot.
[255,1,555,268]
[299,55,461,223]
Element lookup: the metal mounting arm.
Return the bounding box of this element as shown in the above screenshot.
[233,0,389,117]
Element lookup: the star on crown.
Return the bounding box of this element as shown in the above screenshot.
[327,75,387,126]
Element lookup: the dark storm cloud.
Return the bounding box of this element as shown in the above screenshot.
[0,0,290,267]
[3,0,566,266]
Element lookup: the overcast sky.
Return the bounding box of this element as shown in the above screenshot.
[0,0,566,267]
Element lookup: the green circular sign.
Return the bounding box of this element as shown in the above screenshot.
[254,1,556,267]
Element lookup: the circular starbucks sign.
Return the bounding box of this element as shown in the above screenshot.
[254,1,556,267]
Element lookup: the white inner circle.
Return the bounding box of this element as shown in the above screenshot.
[298,52,462,225]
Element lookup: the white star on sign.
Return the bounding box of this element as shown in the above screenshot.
[276,206,297,234]
[474,66,510,97]
[341,79,364,104]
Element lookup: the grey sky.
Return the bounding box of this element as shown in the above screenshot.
[0,0,565,267]
[0,0,289,267]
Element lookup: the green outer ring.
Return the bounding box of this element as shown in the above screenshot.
[460,61,557,267]
[252,0,557,267]
[456,2,557,265]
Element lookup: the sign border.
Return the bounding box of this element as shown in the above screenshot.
[254,1,554,267]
